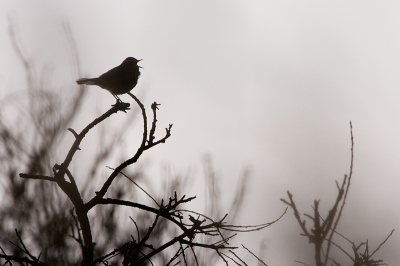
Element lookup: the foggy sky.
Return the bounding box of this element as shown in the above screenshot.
[1,1,399,265]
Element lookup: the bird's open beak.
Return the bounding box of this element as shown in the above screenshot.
[138,59,143,68]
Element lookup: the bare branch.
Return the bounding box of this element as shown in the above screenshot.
[369,229,395,258]
[241,244,267,266]
[324,121,354,265]
[19,173,55,182]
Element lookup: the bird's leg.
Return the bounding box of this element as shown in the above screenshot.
[112,93,126,105]
[111,93,130,111]
[112,93,122,103]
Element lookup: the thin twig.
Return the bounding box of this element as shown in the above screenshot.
[242,244,268,265]
[229,250,248,266]
[107,166,160,207]
[129,216,141,241]
[324,121,354,265]
[19,174,55,182]
[369,229,395,258]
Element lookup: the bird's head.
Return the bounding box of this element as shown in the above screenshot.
[123,57,143,68]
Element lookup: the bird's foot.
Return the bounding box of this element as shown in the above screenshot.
[112,99,130,112]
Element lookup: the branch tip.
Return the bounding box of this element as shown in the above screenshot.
[68,128,79,138]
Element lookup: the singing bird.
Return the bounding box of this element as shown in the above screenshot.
[76,57,142,100]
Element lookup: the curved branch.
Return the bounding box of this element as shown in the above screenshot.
[59,103,130,176]
[86,94,172,211]
[98,198,189,234]
[85,95,148,210]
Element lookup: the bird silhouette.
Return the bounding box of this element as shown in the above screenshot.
[76,57,142,101]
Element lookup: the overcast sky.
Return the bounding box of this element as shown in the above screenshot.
[1,1,400,265]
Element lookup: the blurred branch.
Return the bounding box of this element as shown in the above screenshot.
[8,15,33,87]
[281,122,392,266]
[323,121,354,265]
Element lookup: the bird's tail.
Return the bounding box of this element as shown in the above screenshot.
[76,78,98,85]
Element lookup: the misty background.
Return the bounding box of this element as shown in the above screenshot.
[1,1,399,265]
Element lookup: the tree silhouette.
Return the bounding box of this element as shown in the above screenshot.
[281,122,394,266]
[0,22,282,266]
